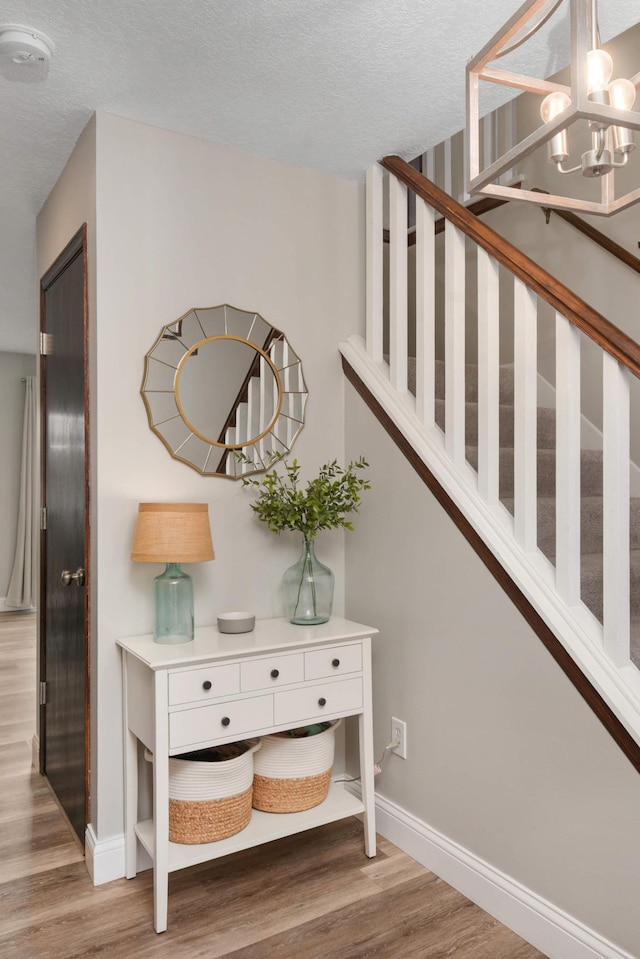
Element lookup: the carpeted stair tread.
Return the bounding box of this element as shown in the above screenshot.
[500,496,640,558]
[408,358,516,405]
[631,619,640,669]
[580,550,640,623]
[435,398,556,448]
[465,446,605,497]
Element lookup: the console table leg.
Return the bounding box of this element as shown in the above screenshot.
[124,728,138,879]
[360,639,377,858]
[153,673,170,933]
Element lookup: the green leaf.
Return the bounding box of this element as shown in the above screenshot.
[243,457,371,537]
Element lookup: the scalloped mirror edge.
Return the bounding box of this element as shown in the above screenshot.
[140,304,309,479]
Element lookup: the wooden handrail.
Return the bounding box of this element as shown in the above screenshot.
[381,155,640,380]
[382,193,512,246]
[531,188,640,276]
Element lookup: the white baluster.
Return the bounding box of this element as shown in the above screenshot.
[443,137,452,198]
[271,341,283,451]
[366,166,384,363]
[555,314,581,605]
[444,222,466,467]
[389,174,408,393]
[247,374,257,452]
[422,149,435,183]
[257,355,268,465]
[477,248,500,507]
[415,196,435,428]
[603,353,631,666]
[513,279,537,552]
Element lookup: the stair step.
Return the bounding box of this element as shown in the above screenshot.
[581,550,640,623]
[435,398,556,448]
[408,358,516,404]
[631,619,640,670]
[500,497,640,557]
[465,446,605,497]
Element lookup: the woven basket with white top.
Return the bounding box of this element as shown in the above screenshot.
[167,739,261,844]
[252,720,340,813]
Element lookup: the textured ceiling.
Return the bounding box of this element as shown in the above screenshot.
[1,0,638,353]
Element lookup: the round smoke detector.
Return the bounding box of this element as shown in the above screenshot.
[0,24,54,82]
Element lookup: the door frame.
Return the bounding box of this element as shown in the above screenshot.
[39,223,90,837]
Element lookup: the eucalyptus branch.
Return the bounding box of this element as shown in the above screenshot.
[242,457,370,539]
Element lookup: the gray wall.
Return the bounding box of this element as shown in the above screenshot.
[345,380,640,957]
[0,352,37,601]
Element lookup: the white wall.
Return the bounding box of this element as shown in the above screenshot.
[89,113,363,839]
[345,381,640,958]
[0,351,37,601]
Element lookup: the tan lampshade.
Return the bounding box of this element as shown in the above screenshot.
[131,503,215,563]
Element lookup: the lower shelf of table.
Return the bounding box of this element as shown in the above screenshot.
[134,783,365,873]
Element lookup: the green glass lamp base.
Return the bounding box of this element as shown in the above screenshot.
[153,562,194,644]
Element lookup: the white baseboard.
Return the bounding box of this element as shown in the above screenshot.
[31,734,39,770]
[85,825,126,885]
[371,790,634,959]
[85,825,153,885]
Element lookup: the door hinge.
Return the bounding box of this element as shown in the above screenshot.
[41,506,47,531]
[40,331,53,356]
[39,681,47,706]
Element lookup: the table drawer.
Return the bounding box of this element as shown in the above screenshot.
[305,643,362,680]
[274,677,362,726]
[169,695,273,750]
[241,653,304,692]
[168,663,240,706]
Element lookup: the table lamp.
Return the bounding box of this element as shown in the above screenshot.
[131,503,215,644]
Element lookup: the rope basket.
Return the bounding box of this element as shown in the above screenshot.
[163,739,260,844]
[252,720,340,813]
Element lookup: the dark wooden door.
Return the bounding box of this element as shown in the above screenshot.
[39,226,89,846]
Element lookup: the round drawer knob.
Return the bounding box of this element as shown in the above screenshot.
[221,716,231,727]
[332,658,340,668]
[270,668,280,679]
[202,680,212,691]
[318,697,327,707]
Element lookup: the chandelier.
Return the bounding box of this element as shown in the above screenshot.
[466,0,640,216]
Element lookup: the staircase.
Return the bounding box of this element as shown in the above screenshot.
[414,357,640,669]
[341,155,640,762]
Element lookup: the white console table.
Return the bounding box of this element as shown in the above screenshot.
[118,617,378,933]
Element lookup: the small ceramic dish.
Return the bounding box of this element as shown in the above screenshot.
[217,611,256,634]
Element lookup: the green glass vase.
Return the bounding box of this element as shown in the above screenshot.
[282,536,334,625]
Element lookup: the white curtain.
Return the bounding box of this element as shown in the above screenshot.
[6,376,38,609]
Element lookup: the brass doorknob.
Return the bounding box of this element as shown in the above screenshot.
[61,567,85,587]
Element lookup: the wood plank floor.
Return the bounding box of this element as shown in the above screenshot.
[0,610,547,958]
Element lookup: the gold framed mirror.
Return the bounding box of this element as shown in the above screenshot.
[141,305,308,478]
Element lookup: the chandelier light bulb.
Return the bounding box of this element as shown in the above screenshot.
[587,48,613,97]
[540,90,571,123]
[540,91,571,164]
[609,78,637,156]
[608,77,637,111]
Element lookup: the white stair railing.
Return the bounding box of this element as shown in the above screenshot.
[341,157,640,750]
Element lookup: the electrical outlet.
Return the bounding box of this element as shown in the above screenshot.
[391,717,407,759]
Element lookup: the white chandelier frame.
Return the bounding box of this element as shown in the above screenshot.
[466,0,640,216]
